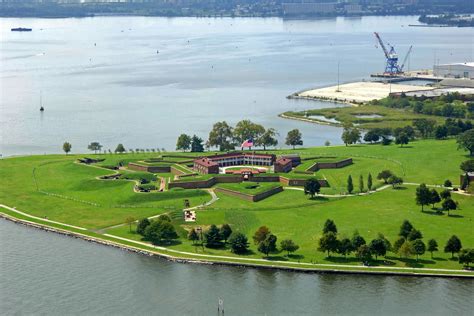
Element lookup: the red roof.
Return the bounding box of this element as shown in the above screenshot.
[194,158,218,167]
[276,158,292,166]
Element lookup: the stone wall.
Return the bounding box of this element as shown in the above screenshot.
[215,186,283,202]
[128,162,172,173]
[307,158,353,172]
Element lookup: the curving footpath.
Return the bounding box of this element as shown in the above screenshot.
[1,203,472,278]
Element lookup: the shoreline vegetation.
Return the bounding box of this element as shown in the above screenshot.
[1,138,473,277]
[1,211,472,278]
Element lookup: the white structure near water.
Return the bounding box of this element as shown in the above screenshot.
[433,62,474,79]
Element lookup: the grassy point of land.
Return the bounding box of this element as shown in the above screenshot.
[1,139,473,273]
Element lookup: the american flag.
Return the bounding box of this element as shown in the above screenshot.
[241,138,254,149]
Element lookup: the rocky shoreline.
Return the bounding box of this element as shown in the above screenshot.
[1,213,472,279]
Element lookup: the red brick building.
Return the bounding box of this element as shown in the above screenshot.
[274,158,293,173]
[193,152,276,174]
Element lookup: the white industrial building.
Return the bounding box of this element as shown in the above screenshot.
[433,62,474,79]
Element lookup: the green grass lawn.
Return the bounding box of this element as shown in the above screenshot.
[1,139,473,270]
[216,182,282,195]
[283,105,445,129]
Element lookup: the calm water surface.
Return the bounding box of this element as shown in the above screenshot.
[1,16,473,156]
[1,220,473,315]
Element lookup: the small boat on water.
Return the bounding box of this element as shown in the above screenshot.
[39,93,44,112]
[11,27,32,32]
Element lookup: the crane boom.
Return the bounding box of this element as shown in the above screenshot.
[374,32,389,58]
[400,45,413,72]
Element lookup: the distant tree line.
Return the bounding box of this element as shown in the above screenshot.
[176,120,303,152]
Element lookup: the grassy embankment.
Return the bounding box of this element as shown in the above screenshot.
[282,105,445,129]
[0,140,473,273]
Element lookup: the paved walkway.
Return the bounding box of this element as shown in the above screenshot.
[0,204,87,231]
[1,202,471,275]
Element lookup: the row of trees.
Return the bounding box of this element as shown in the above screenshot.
[205,120,304,151]
[63,141,169,155]
[415,183,458,214]
[136,216,178,245]
[176,134,205,152]
[371,93,474,119]
[318,219,472,266]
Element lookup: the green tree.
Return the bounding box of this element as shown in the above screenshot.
[63,142,72,155]
[233,120,265,147]
[444,179,452,188]
[253,226,270,245]
[416,183,431,211]
[347,175,354,194]
[176,134,192,152]
[461,173,470,191]
[359,175,364,193]
[356,245,372,263]
[458,249,474,268]
[460,159,474,173]
[337,237,353,258]
[318,232,339,258]
[258,234,277,257]
[442,198,457,216]
[88,142,103,154]
[427,239,438,258]
[412,239,426,261]
[136,218,151,235]
[258,128,278,150]
[440,189,451,200]
[190,135,204,152]
[204,224,224,248]
[387,175,403,189]
[341,125,361,146]
[399,240,414,258]
[285,129,303,149]
[407,228,423,241]
[444,235,462,258]
[395,132,409,147]
[144,220,178,245]
[220,224,232,243]
[456,129,474,156]
[304,178,321,198]
[413,119,436,138]
[377,170,393,184]
[367,173,373,191]
[228,232,249,254]
[280,239,299,256]
[125,216,136,232]
[351,231,366,250]
[429,189,441,208]
[369,237,388,259]
[323,219,337,234]
[188,228,199,245]
[115,143,126,154]
[393,237,406,257]
[399,220,414,239]
[208,121,234,151]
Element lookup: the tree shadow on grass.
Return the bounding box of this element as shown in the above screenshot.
[422,210,444,216]
[288,254,305,260]
[432,257,447,261]
[396,257,436,268]
[324,256,361,264]
[265,255,289,261]
[310,196,329,202]
[154,240,182,247]
[448,214,464,218]
[392,186,407,190]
